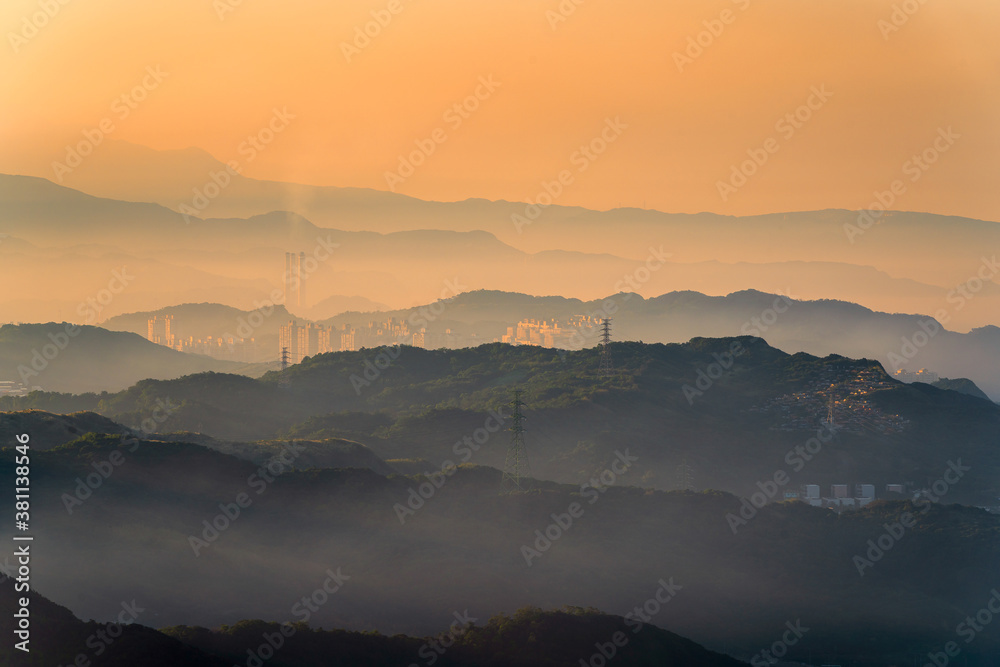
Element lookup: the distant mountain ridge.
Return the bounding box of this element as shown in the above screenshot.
[318,288,1000,401]
[3,170,999,330]
[7,287,998,400]
[23,141,999,274]
[931,377,991,400]
[0,323,248,393]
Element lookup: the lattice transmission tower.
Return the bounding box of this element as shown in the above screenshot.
[500,390,530,495]
[675,459,695,491]
[279,346,291,390]
[598,318,614,377]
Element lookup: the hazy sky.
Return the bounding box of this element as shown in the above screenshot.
[3,0,999,219]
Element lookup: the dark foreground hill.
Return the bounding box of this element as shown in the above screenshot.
[0,576,742,667]
[4,339,998,505]
[1,434,997,665]
[164,607,745,667]
[0,575,226,667]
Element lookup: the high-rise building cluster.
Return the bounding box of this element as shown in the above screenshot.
[146,314,256,362]
[173,335,257,362]
[792,483,907,510]
[147,314,174,346]
[280,321,333,364]
[501,316,599,348]
[279,317,423,363]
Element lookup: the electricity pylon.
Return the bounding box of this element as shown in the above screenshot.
[676,459,695,491]
[500,390,530,495]
[598,318,613,377]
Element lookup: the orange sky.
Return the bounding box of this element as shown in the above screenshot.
[2,0,999,220]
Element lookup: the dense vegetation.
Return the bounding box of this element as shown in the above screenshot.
[2,435,998,665]
[0,575,742,667]
[4,339,998,504]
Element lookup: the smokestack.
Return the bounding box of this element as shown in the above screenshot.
[298,251,306,308]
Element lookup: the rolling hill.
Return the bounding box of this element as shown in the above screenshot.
[96,288,1000,400]
[0,323,247,393]
[4,339,998,505]
[0,576,743,667]
[1,434,995,666]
